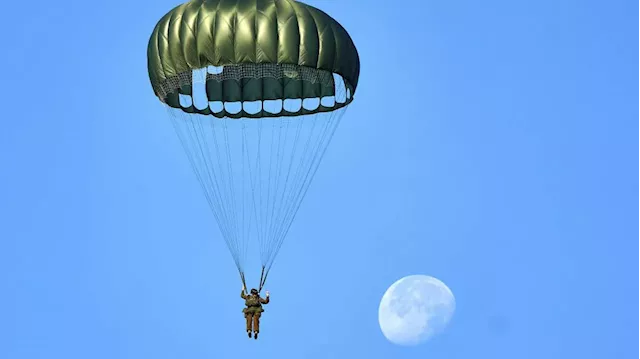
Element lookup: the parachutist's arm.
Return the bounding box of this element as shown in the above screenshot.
[241,290,247,299]
[259,296,269,304]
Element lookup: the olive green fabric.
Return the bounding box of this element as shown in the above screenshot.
[147,0,359,118]
[243,307,264,315]
[241,290,269,314]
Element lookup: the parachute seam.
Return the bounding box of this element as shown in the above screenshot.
[180,3,197,69]
[299,2,319,69]
[274,0,282,64]
[329,22,339,78]
[213,0,221,64]
[193,1,204,68]
[231,0,239,63]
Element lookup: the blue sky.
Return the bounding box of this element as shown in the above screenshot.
[1,0,637,358]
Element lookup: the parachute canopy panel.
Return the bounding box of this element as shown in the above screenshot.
[147,0,360,118]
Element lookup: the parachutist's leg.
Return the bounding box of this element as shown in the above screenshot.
[245,313,253,337]
[253,313,260,339]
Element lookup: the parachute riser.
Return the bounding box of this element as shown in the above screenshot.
[240,267,270,294]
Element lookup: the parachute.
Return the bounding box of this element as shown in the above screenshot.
[147,0,360,291]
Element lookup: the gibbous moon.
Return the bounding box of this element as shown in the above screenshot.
[378,275,455,346]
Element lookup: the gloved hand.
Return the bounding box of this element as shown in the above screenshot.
[265,291,270,297]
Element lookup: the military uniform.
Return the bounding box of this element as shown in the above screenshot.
[241,289,269,338]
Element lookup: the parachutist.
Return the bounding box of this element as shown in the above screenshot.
[148,1,358,313]
[241,286,270,339]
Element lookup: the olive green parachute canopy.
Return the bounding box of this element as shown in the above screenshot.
[147,0,360,118]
